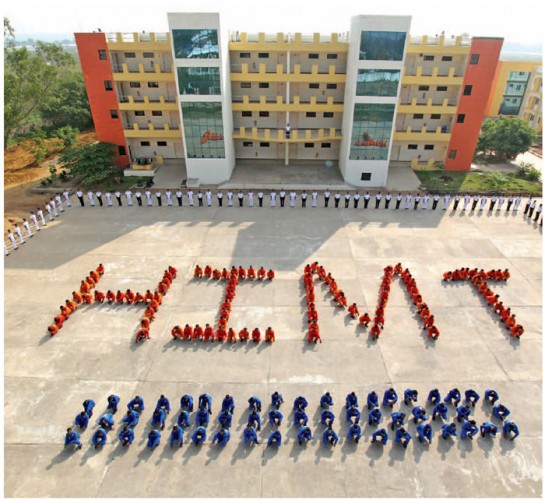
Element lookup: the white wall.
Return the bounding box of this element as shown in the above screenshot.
[339,15,411,187]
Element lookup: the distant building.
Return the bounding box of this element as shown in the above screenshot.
[75,13,538,186]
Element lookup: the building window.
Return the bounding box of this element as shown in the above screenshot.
[259,111,269,117]
[259,82,269,88]
[326,83,337,89]
[240,52,251,58]
[181,102,225,158]
[424,144,434,150]
[157,141,167,146]
[423,55,434,61]
[124,52,136,58]
[152,111,163,116]
[309,53,319,59]
[241,82,251,89]
[408,144,418,150]
[431,114,441,119]
[104,80,113,91]
[463,85,473,96]
[324,112,334,118]
[134,111,145,116]
[243,141,253,147]
[118,146,126,155]
[448,149,457,159]
[418,85,430,91]
[242,111,252,117]
[413,113,424,119]
[110,109,118,119]
[327,53,338,59]
[309,83,319,89]
[177,67,221,95]
[129,82,141,88]
[356,69,401,97]
[321,143,331,148]
[258,52,269,58]
[143,52,154,58]
[304,143,314,148]
[140,141,151,146]
[306,112,317,118]
[148,82,159,88]
[442,55,453,61]
[470,54,480,65]
[260,142,270,147]
[361,172,372,181]
[98,49,107,60]
[437,86,448,91]
[359,30,406,61]
[457,114,465,123]
[172,29,219,59]
[349,103,395,161]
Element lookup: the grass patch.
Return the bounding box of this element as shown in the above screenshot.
[414,170,542,195]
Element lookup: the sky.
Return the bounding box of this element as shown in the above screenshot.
[4,0,545,47]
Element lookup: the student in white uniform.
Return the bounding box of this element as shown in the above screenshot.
[166,190,173,206]
[63,190,72,207]
[311,191,318,208]
[55,194,64,212]
[289,191,296,208]
[227,191,233,207]
[135,191,142,206]
[205,190,212,207]
[30,212,40,232]
[105,191,113,207]
[248,191,254,207]
[87,191,95,207]
[443,193,451,210]
[22,218,32,238]
[301,191,308,208]
[217,191,223,207]
[37,208,46,226]
[270,191,276,208]
[7,230,18,250]
[145,190,153,206]
[125,190,133,206]
[188,190,195,207]
[404,193,413,209]
[14,224,25,244]
[462,193,471,211]
[257,191,264,207]
[354,192,361,208]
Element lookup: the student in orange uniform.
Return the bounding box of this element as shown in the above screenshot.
[238,327,249,342]
[183,324,193,340]
[267,269,275,280]
[265,327,275,343]
[202,265,211,278]
[81,292,93,304]
[238,266,246,280]
[348,303,359,319]
[48,324,59,335]
[141,317,151,330]
[308,321,322,343]
[510,325,524,338]
[72,290,83,304]
[216,327,227,342]
[65,299,77,312]
[106,290,116,304]
[247,266,256,280]
[80,280,90,294]
[226,327,237,343]
[125,289,135,304]
[144,290,154,302]
[427,325,440,340]
[203,324,215,342]
[256,267,266,280]
[116,290,126,304]
[133,292,145,304]
[194,265,203,278]
[221,268,230,280]
[136,328,150,343]
[94,290,105,303]
[359,313,371,327]
[168,265,177,278]
[144,307,155,321]
[370,324,381,340]
[96,263,105,276]
[149,299,160,312]
[252,328,261,342]
[193,324,204,340]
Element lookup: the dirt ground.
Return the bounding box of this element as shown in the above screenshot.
[3,131,97,228]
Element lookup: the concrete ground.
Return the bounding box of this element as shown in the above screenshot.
[4,201,542,497]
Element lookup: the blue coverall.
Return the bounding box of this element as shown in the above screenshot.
[180,394,194,412]
[484,389,499,405]
[367,391,379,409]
[395,428,412,447]
[177,410,191,428]
[64,429,82,449]
[196,408,210,427]
[147,429,161,449]
[461,420,478,440]
[75,412,89,430]
[503,420,519,440]
[248,410,261,431]
[294,409,308,426]
[480,422,498,438]
[248,396,262,412]
[492,404,510,420]
[464,389,480,407]
[192,426,207,445]
[122,410,139,428]
[92,428,107,448]
[321,409,335,426]
[412,406,427,423]
[297,426,312,445]
[383,388,398,407]
[268,430,282,447]
[152,408,166,429]
[348,423,362,443]
[346,406,361,423]
[243,426,259,445]
[107,394,120,414]
[169,426,184,447]
[221,395,235,413]
[372,428,388,445]
[441,423,457,439]
[432,402,448,421]
[404,388,418,405]
[346,392,359,409]
[127,396,145,413]
[83,399,95,418]
[416,423,432,444]
[323,427,338,447]
[444,389,461,406]
[456,405,472,423]
[98,413,115,431]
[198,394,212,414]
[119,427,134,446]
[156,395,171,414]
[218,410,232,428]
[320,392,334,408]
[293,396,308,411]
[271,392,284,409]
[427,388,441,406]
[390,412,405,430]
[368,408,382,426]
[212,429,231,446]
[269,409,283,427]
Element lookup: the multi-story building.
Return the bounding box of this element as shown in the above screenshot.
[76,13,519,187]
[485,55,542,134]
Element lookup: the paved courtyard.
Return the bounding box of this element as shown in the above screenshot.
[4,202,542,497]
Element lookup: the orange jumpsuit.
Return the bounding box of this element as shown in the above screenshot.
[54,315,65,327]
[221,268,230,280]
[505,315,516,329]
[308,323,321,343]
[428,325,440,340]
[94,290,105,303]
[308,309,318,322]
[267,269,275,280]
[239,328,250,342]
[96,264,105,276]
[144,308,155,320]
[193,325,204,340]
[149,300,160,312]
[247,267,256,280]
[82,293,93,304]
[72,291,83,304]
[370,324,381,339]
[168,265,177,278]
[226,328,237,343]
[157,283,167,295]
[90,270,100,283]
[252,328,261,342]
[163,271,173,282]
[203,325,214,342]
[183,325,193,340]
[204,265,212,278]
[230,267,238,278]
[238,267,246,279]
[125,290,135,304]
[134,292,145,304]
[106,290,115,303]
[423,315,434,329]
[80,281,90,294]
[216,327,227,342]
[48,324,59,335]
[194,266,203,278]
[257,267,266,280]
[510,325,524,338]
[494,302,504,315]
[500,308,511,322]
[136,328,150,342]
[265,327,275,343]
[359,313,371,327]
[154,292,163,304]
[66,300,77,312]
[116,291,126,303]
[85,276,96,289]
[335,291,347,308]
[394,263,403,275]
[144,290,154,302]
[171,326,183,339]
[141,317,151,329]
[212,269,221,280]
[61,305,71,318]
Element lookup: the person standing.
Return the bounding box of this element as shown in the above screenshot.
[523,196,532,215]
[479,194,488,211]
[375,192,382,209]
[50,198,59,217]
[471,194,479,212]
[226,190,233,207]
[324,189,331,207]
[7,230,18,251]
[363,192,371,209]
[497,195,506,212]
[76,189,85,207]
[14,224,25,245]
[237,191,244,207]
[489,194,497,212]
[105,191,113,207]
[45,202,53,222]
[334,192,341,208]
[29,211,40,232]
[205,190,212,207]
[442,193,450,210]
[404,193,412,209]
[125,189,133,207]
[528,198,537,218]
[217,190,223,207]
[63,190,72,207]
[344,192,351,208]
[133,190,141,206]
[115,190,123,206]
[22,218,32,239]
[384,192,392,209]
[188,189,194,207]
[156,191,163,206]
[270,190,276,208]
[462,193,471,211]
[87,191,95,207]
[354,191,360,208]
[513,194,522,212]
[143,190,151,206]
[257,191,264,207]
[290,190,297,208]
[176,189,183,207]
[301,191,307,208]
[431,194,440,210]
[395,193,403,209]
[414,193,421,210]
[452,194,460,211]
[311,191,318,208]
[165,189,173,206]
[248,190,254,207]
[37,207,46,226]
[279,189,286,207]
[55,193,64,212]
[95,190,103,206]
[197,190,204,207]
[533,204,542,222]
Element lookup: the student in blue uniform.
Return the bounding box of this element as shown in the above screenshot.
[180,394,194,412]
[98,413,115,431]
[403,388,418,405]
[267,430,282,447]
[107,394,120,414]
[444,388,461,407]
[198,393,212,414]
[196,407,210,427]
[441,423,457,440]
[147,429,161,449]
[464,389,480,407]
[320,409,335,426]
[323,426,338,447]
[345,392,359,409]
[83,399,95,418]
[395,427,412,448]
[177,410,191,428]
[248,396,262,412]
[127,396,145,413]
[271,391,284,409]
[480,422,498,438]
[416,423,433,444]
[371,428,389,445]
[169,425,184,448]
[156,395,171,414]
[74,411,89,430]
[221,395,235,414]
[218,410,232,428]
[492,404,511,420]
[382,388,398,407]
[92,428,107,449]
[366,391,379,410]
[64,427,82,450]
[320,392,334,409]
[461,420,478,440]
[297,425,312,445]
[152,408,167,430]
[122,409,140,428]
[212,428,231,446]
[368,407,382,426]
[347,422,362,443]
[248,410,262,431]
[456,405,472,423]
[192,426,207,445]
[269,409,283,427]
[119,426,135,446]
[484,389,499,405]
[432,402,448,421]
[427,388,441,406]
[294,408,309,426]
[412,406,427,424]
[243,424,260,445]
[503,420,520,440]
[293,396,308,411]
[390,411,406,430]
[346,406,361,423]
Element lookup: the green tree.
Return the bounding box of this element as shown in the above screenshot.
[55,125,79,148]
[59,142,117,185]
[4,37,75,147]
[40,71,92,130]
[477,117,537,160]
